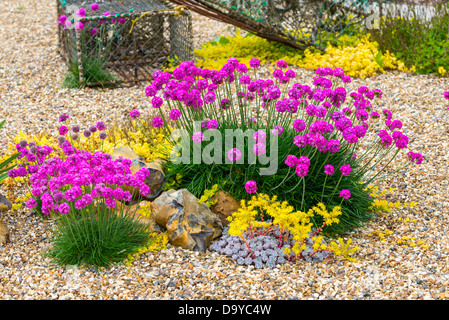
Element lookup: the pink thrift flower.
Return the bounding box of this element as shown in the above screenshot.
[297,156,310,167]
[207,119,219,130]
[249,58,260,69]
[139,185,151,197]
[76,8,86,17]
[151,96,163,108]
[339,164,351,176]
[130,109,140,119]
[105,198,116,208]
[169,108,181,120]
[253,130,266,143]
[271,125,283,135]
[74,199,86,210]
[75,22,85,31]
[340,189,351,199]
[293,119,306,132]
[276,60,287,69]
[58,125,68,136]
[324,164,334,175]
[295,164,309,177]
[58,202,71,214]
[228,148,242,162]
[192,132,204,144]
[253,142,266,156]
[285,155,298,168]
[58,15,68,24]
[25,198,37,209]
[245,180,257,194]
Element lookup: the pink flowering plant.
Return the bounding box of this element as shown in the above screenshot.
[138,58,423,235]
[7,114,153,268]
[445,91,449,109]
[59,3,126,87]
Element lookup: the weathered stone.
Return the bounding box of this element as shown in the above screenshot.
[0,219,9,245]
[150,189,223,252]
[0,193,12,212]
[111,146,166,201]
[209,191,241,226]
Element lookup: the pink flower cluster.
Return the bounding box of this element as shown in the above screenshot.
[10,113,151,216]
[58,3,126,32]
[26,148,151,215]
[284,155,311,177]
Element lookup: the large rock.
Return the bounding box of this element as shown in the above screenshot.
[150,189,223,252]
[0,193,11,212]
[0,194,11,245]
[111,146,166,201]
[209,191,241,226]
[0,219,9,245]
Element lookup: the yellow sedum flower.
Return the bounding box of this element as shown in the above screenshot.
[194,30,409,79]
[226,194,358,261]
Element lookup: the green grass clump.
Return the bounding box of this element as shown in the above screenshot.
[63,56,118,88]
[46,206,152,269]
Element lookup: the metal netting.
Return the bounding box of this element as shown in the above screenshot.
[167,0,376,51]
[57,0,193,86]
[166,0,447,52]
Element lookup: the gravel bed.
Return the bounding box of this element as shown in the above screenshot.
[1,0,449,300]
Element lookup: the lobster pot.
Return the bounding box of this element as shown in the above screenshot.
[57,0,193,86]
[167,0,381,50]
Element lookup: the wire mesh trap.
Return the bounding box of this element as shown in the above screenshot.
[57,0,194,87]
[167,0,390,51]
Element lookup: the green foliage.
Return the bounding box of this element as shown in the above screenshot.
[166,126,374,236]
[63,56,118,89]
[46,205,153,269]
[370,3,449,76]
[0,120,19,182]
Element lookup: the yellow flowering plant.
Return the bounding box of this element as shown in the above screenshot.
[223,194,359,264]
[194,29,409,79]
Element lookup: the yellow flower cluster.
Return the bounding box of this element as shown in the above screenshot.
[198,184,220,207]
[369,228,394,241]
[138,202,152,219]
[365,186,428,251]
[125,201,169,266]
[226,194,358,261]
[365,185,418,214]
[104,120,172,163]
[0,121,171,182]
[368,216,429,250]
[394,236,429,250]
[194,29,411,79]
[288,34,414,79]
[125,231,169,266]
[327,238,359,262]
[309,202,342,226]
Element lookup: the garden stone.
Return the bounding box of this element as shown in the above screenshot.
[0,193,12,212]
[111,146,166,201]
[150,189,223,252]
[209,191,241,226]
[0,193,11,245]
[0,220,9,245]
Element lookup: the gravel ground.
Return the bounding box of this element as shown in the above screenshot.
[1,0,449,301]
